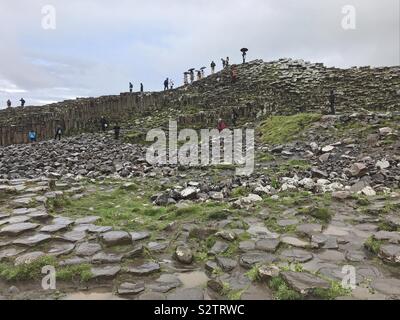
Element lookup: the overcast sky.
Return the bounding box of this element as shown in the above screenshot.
[0,0,399,108]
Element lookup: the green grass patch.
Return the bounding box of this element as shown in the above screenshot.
[0,256,92,282]
[269,276,302,300]
[259,113,321,145]
[364,236,382,254]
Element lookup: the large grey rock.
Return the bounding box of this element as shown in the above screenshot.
[125,262,160,275]
[239,252,277,269]
[91,265,121,279]
[75,242,102,256]
[13,233,52,246]
[0,223,39,235]
[281,271,330,295]
[174,246,193,264]
[100,231,131,246]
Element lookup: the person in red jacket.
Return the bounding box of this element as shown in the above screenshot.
[217,119,228,132]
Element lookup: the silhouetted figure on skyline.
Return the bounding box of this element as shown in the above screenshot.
[6,100,11,108]
[129,82,133,93]
[211,61,216,74]
[164,78,169,91]
[20,98,25,107]
[140,83,144,93]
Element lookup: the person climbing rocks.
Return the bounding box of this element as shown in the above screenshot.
[6,100,11,108]
[211,61,216,74]
[20,98,25,107]
[221,58,226,69]
[54,126,63,140]
[129,82,133,93]
[100,116,108,132]
[217,118,228,132]
[164,78,169,91]
[169,79,174,90]
[329,89,336,115]
[28,130,37,143]
[231,65,238,83]
[226,57,230,67]
[114,124,121,140]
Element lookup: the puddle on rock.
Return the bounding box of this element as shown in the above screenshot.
[177,271,209,289]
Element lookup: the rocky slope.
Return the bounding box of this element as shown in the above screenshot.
[0,108,399,300]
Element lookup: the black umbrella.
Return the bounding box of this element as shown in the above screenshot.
[200,66,206,70]
[241,48,248,53]
[188,68,195,72]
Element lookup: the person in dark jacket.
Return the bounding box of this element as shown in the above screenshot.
[6,100,11,108]
[211,61,216,74]
[164,78,169,91]
[54,126,63,140]
[20,98,26,107]
[140,83,144,93]
[129,82,133,93]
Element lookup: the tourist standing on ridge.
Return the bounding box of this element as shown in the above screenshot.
[100,116,108,132]
[211,61,216,74]
[242,51,247,64]
[197,70,202,81]
[20,98,25,107]
[6,100,11,108]
[329,90,336,115]
[114,124,121,140]
[169,79,174,90]
[129,82,133,93]
[140,83,144,93]
[226,57,230,66]
[54,126,63,140]
[221,58,226,69]
[164,78,169,91]
[183,72,189,85]
[28,130,37,143]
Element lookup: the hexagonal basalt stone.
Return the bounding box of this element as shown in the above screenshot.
[0,223,39,236]
[130,231,151,242]
[216,256,237,272]
[59,230,87,242]
[239,252,277,269]
[14,252,46,266]
[255,239,280,253]
[281,271,330,295]
[40,224,69,233]
[47,242,75,257]
[0,247,26,261]
[13,233,52,246]
[91,265,121,279]
[75,242,102,257]
[378,245,400,264]
[209,241,229,256]
[117,282,145,295]
[100,231,131,247]
[92,252,124,264]
[125,262,160,275]
[281,249,313,263]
